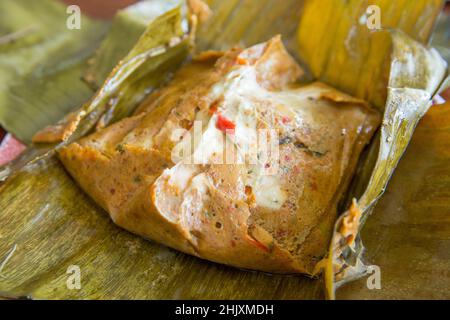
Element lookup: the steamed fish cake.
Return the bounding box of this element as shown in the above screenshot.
[59,36,380,274]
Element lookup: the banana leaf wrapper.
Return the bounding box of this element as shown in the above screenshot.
[0,2,190,182]
[325,32,448,299]
[336,100,450,299]
[85,0,183,88]
[0,0,109,143]
[297,0,445,109]
[0,0,449,299]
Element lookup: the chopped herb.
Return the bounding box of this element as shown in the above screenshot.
[294,141,307,149]
[279,136,293,145]
[310,150,327,157]
[294,140,326,157]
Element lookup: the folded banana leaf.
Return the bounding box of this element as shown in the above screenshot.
[0,0,109,143]
[86,0,183,88]
[325,31,448,299]
[337,100,450,299]
[297,0,444,109]
[0,0,449,300]
[0,1,190,182]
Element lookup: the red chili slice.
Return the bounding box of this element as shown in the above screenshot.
[236,56,248,65]
[216,114,236,134]
[245,235,270,253]
[281,116,291,124]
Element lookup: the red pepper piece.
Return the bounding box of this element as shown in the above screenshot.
[216,114,236,134]
[245,235,270,253]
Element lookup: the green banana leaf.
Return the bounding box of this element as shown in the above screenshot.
[0,0,448,300]
[0,0,189,182]
[0,156,322,299]
[86,0,183,88]
[0,0,109,143]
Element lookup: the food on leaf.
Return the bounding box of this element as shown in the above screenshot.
[59,36,380,274]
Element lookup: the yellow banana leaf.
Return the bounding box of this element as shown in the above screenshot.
[337,101,450,299]
[0,0,448,300]
[197,0,306,54]
[297,0,444,109]
[325,31,447,299]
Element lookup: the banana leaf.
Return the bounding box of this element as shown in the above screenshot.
[432,10,450,63]
[337,100,450,299]
[0,0,109,143]
[86,0,183,88]
[0,156,322,299]
[0,1,190,182]
[0,0,448,300]
[0,6,320,299]
[325,31,448,299]
[297,0,444,109]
